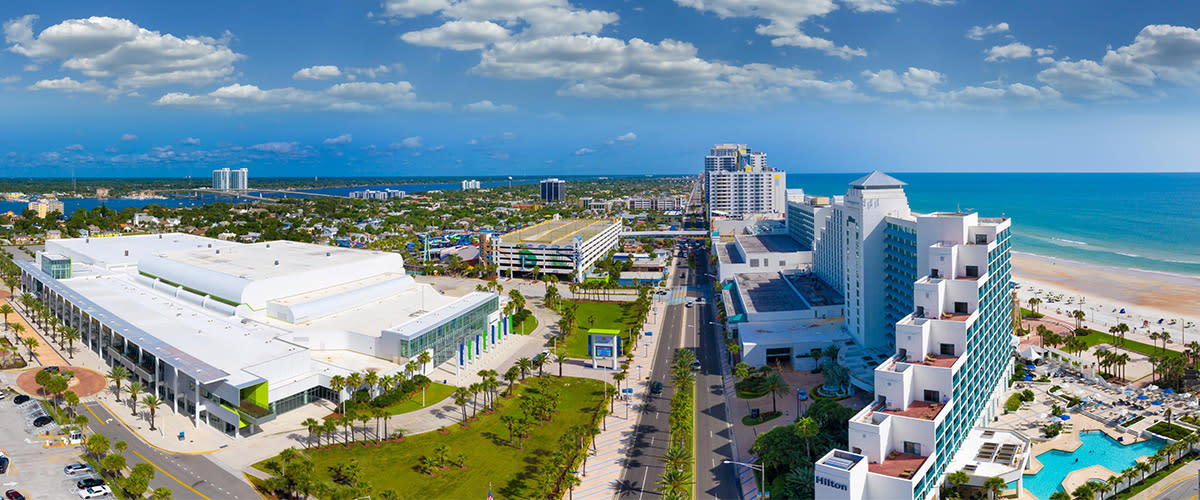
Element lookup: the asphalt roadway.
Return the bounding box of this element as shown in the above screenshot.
[616,246,739,500]
[82,401,258,500]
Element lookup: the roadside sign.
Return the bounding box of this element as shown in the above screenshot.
[622,388,633,394]
[645,331,653,336]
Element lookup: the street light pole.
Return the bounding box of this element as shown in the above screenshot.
[724,459,766,498]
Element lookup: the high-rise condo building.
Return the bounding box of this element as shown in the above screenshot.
[703,144,785,218]
[815,212,1018,500]
[462,179,481,190]
[212,168,231,190]
[231,168,249,191]
[541,178,567,202]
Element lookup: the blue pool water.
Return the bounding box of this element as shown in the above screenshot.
[1022,431,1163,500]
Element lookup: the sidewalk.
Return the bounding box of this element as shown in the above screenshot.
[0,292,69,368]
[574,265,675,500]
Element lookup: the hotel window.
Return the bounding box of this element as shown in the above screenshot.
[930,268,940,278]
[965,265,979,278]
[903,441,921,455]
[954,302,968,314]
[940,343,955,356]
[915,306,925,318]
[975,234,988,244]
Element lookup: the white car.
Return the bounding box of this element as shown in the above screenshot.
[78,486,111,498]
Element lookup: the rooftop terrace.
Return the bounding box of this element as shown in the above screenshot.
[882,400,947,421]
[869,452,927,479]
[735,234,804,254]
[497,218,617,246]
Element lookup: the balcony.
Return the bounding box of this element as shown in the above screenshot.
[869,452,928,479]
[239,399,276,424]
[882,400,947,421]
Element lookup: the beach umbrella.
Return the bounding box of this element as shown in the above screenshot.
[1059,415,1071,421]
[1152,400,1164,406]
[1025,364,1037,370]
[1124,390,1136,396]
[1164,388,1175,394]
[1137,395,1149,400]
[1023,375,1033,381]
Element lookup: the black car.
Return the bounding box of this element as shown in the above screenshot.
[32,416,53,427]
[0,456,9,474]
[41,366,60,373]
[11,395,29,405]
[650,381,663,394]
[76,478,105,490]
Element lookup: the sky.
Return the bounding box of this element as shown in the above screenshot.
[2,0,1200,178]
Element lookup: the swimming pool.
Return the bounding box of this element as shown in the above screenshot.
[1022,431,1163,500]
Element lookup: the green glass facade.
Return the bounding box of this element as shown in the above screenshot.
[883,222,917,339]
[397,296,498,366]
[41,256,72,279]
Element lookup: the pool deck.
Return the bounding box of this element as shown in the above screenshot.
[1061,465,1118,495]
[1019,412,1158,499]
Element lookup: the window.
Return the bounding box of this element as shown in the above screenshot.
[904,441,921,455]
[916,306,925,318]
[975,234,988,244]
[930,268,940,278]
[924,390,940,403]
[899,348,908,360]
[940,343,955,356]
[966,265,979,278]
[954,302,968,314]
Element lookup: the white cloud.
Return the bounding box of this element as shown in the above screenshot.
[1035,47,1054,57]
[574,147,594,155]
[4,15,241,88]
[346,64,400,80]
[966,22,1009,40]
[250,142,299,154]
[121,133,138,142]
[985,42,1033,62]
[382,0,452,18]
[614,132,636,141]
[180,137,200,145]
[675,0,866,59]
[28,77,111,94]
[0,75,18,84]
[391,136,423,149]
[293,65,342,80]
[862,67,943,96]
[401,20,510,50]
[323,133,353,145]
[475,35,861,103]
[65,144,84,151]
[155,81,447,112]
[1036,24,1200,99]
[464,99,516,112]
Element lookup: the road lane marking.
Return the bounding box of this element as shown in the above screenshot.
[131,449,213,500]
[83,403,105,426]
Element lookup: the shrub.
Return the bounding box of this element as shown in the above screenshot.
[1043,423,1063,438]
[1049,385,1061,393]
[1004,394,1023,412]
[1020,389,1035,402]
[1147,421,1194,441]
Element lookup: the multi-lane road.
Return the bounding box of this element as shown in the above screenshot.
[617,244,740,500]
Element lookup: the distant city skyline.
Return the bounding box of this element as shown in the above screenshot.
[3,1,1200,176]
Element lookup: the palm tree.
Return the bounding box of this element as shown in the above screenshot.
[152,487,173,500]
[1105,475,1122,497]
[141,395,164,431]
[346,372,364,399]
[1028,297,1041,314]
[795,417,818,459]
[656,468,692,500]
[504,366,520,396]
[373,406,388,442]
[301,417,321,447]
[663,445,691,471]
[1116,322,1130,346]
[983,476,1006,500]
[946,470,970,498]
[1072,309,1086,331]
[418,350,432,376]
[0,303,13,331]
[1071,483,1093,500]
[21,336,37,360]
[434,444,451,469]
[453,387,470,425]
[363,370,379,398]
[1092,481,1111,500]
[517,357,532,380]
[9,323,24,345]
[106,366,130,402]
[1135,461,1151,482]
[763,371,789,414]
[61,326,80,359]
[329,374,346,413]
[126,381,144,415]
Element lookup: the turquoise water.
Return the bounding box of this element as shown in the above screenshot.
[788,173,1200,278]
[1021,431,1162,500]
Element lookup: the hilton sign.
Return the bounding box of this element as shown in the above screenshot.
[816,476,849,491]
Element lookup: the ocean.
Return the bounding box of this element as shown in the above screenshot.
[786,172,1200,278]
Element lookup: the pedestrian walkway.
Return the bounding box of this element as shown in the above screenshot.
[0,293,69,368]
[574,268,674,500]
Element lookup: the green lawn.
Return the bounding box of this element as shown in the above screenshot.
[384,382,457,415]
[1146,421,1193,440]
[514,315,538,335]
[1074,329,1180,359]
[561,300,641,359]
[1114,454,1195,499]
[265,376,607,500]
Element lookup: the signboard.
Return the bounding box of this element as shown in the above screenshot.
[596,346,613,357]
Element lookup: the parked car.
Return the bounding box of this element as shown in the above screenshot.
[5,490,25,500]
[41,366,60,373]
[690,361,701,371]
[64,463,90,474]
[76,478,105,490]
[650,381,663,395]
[32,416,53,427]
[0,456,9,475]
[12,395,29,405]
[78,486,111,499]
[797,389,809,401]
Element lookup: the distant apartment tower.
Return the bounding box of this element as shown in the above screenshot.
[350,189,406,200]
[462,179,481,190]
[27,198,64,218]
[212,168,230,190]
[231,168,248,191]
[95,188,109,201]
[704,144,785,218]
[815,212,1016,500]
[540,178,567,202]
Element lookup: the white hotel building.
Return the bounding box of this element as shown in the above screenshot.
[815,212,1023,500]
[18,234,510,438]
[704,144,786,218]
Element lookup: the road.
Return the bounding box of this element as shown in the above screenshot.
[693,248,740,500]
[616,243,739,500]
[82,402,258,500]
[1140,465,1200,500]
[616,253,690,498]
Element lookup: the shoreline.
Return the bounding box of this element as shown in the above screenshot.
[1013,250,1200,285]
[1011,252,1200,338]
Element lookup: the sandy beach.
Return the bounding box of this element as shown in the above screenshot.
[1012,252,1200,344]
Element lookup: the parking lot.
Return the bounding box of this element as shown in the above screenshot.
[1,388,111,499]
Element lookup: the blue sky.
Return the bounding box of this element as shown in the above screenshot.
[2,0,1200,177]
